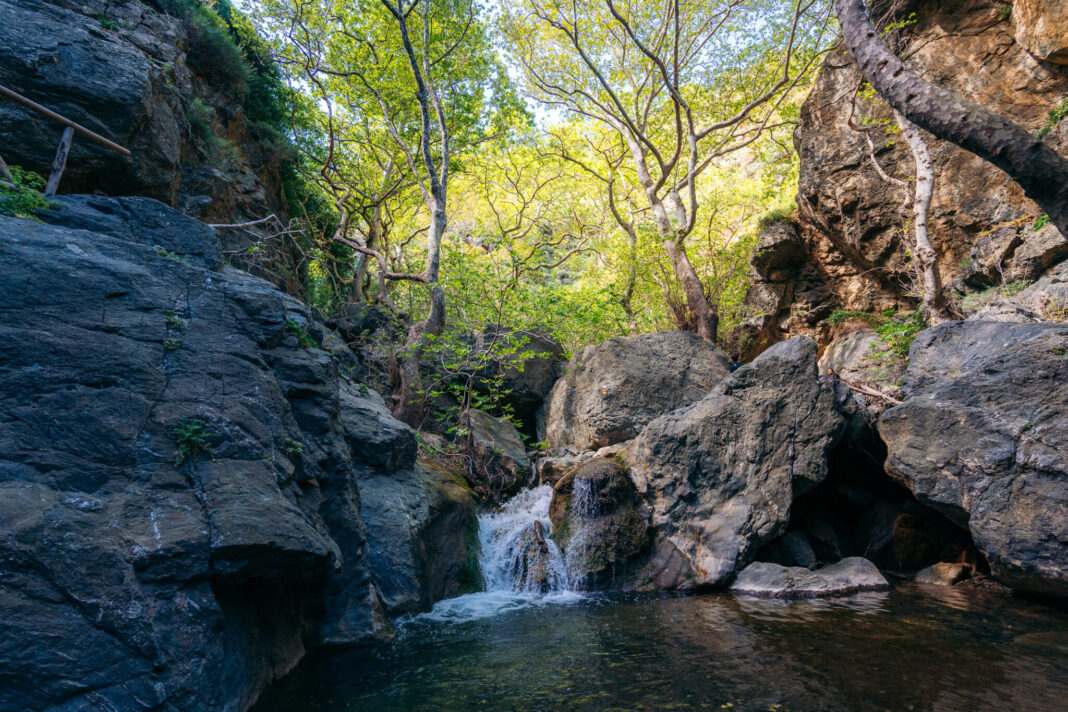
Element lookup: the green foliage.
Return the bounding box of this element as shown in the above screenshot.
[283,437,304,456]
[173,417,217,466]
[0,167,54,220]
[958,280,1031,314]
[96,13,118,30]
[164,337,183,351]
[998,3,1013,21]
[187,97,216,146]
[1037,97,1068,140]
[165,310,185,330]
[285,317,316,348]
[155,246,190,265]
[1032,214,1051,231]
[828,308,927,359]
[422,328,542,435]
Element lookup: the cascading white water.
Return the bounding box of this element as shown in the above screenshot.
[416,485,582,623]
[564,477,599,587]
[478,485,570,593]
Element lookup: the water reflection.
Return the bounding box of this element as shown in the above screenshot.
[254,585,1068,712]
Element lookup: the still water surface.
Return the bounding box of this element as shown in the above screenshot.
[254,583,1068,711]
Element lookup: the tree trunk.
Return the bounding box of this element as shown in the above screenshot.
[391,205,448,425]
[663,239,719,343]
[833,0,1068,237]
[893,110,953,323]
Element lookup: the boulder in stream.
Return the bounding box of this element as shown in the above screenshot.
[540,331,730,452]
[549,457,650,589]
[628,336,844,589]
[730,557,889,598]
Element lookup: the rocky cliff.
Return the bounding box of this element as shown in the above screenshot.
[0,197,478,711]
[0,0,306,294]
[741,0,1068,355]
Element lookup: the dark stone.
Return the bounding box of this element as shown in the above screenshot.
[548,457,649,589]
[628,337,844,588]
[880,320,1068,597]
[0,198,473,710]
[357,460,480,614]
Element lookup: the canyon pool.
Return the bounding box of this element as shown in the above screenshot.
[254,582,1068,711]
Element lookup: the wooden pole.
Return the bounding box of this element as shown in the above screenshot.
[45,126,74,197]
[0,84,130,158]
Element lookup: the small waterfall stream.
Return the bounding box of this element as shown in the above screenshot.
[416,485,582,623]
[479,485,570,593]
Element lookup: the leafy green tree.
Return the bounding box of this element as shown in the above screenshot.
[501,0,833,341]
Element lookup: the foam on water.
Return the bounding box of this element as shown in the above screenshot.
[416,484,582,623]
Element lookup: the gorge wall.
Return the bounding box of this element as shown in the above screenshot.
[740,0,1068,355]
[0,0,307,295]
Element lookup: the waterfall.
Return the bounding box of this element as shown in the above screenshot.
[564,477,599,588]
[479,485,570,593]
[416,485,580,623]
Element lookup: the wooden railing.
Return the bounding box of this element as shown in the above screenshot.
[0,83,130,196]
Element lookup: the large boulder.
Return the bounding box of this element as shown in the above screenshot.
[730,557,888,598]
[540,331,730,452]
[0,197,435,710]
[549,457,650,589]
[628,337,844,589]
[463,409,531,503]
[879,320,1068,597]
[356,460,481,614]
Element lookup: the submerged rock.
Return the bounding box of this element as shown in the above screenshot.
[730,557,889,598]
[629,337,844,589]
[540,331,729,452]
[880,320,1068,597]
[915,562,972,587]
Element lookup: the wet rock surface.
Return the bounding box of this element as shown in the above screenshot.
[880,320,1068,597]
[549,457,649,589]
[628,337,844,589]
[730,557,889,598]
[540,330,729,452]
[0,198,470,711]
[357,460,480,614]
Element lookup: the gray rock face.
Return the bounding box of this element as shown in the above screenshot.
[0,0,182,198]
[464,409,531,503]
[0,198,465,710]
[627,337,844,589]
[0,0,304,293]
[730,557,888,598]
[357,461,480,614]
[879,320,1068,597]
[818,328,904,385]
[541,331,730,453]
